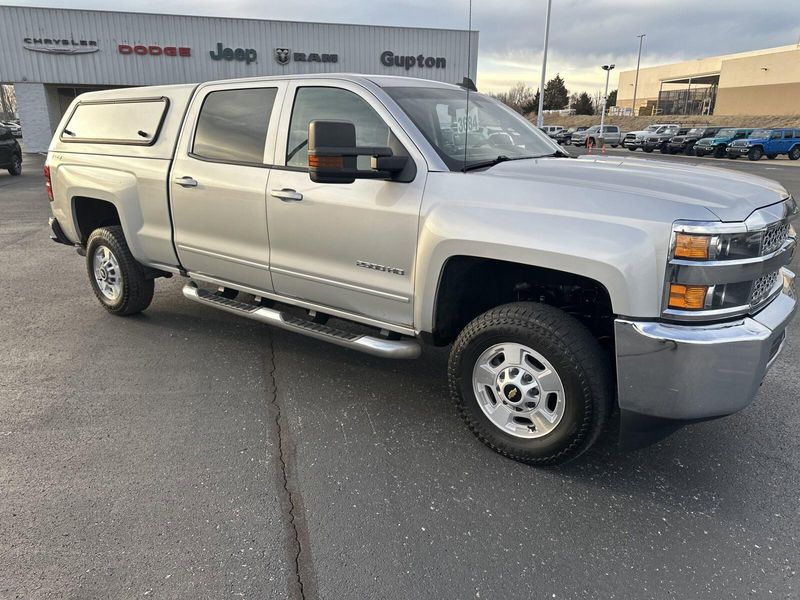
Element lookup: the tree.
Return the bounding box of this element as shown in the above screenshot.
[491,82,538,115]
[573,92,594,115]
[606,89,617,108]
[543,74,569,110]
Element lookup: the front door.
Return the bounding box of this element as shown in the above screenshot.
[170,82,286,291]
[266,81,427,327]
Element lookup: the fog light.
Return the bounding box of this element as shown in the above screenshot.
[669,284,708,309]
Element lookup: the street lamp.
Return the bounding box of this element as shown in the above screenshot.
[599,64,615,146]
[536,0,553,128]
[631,34,645,117]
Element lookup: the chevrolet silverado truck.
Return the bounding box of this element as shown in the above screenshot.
[45,75,797,465]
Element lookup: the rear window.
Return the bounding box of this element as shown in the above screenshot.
[61,98,168,145]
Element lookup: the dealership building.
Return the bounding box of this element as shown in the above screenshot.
[616,44,800,117]
[0,5,478,152]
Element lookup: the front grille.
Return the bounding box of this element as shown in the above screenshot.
[624,134,636,141]
[731,140,748,147]
[762,223,790,255]
[750,271,779,306]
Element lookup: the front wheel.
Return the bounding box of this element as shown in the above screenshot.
[8,154,21,176]
[448,302,612,466]
[789,147,800,161]
[748,147,763,161]
[86,226,154,316]
[713,146,726,158]
[659,143,670,154]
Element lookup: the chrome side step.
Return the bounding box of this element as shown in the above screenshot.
[182,283,421,359]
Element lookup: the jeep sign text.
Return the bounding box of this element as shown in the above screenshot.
[210,42,257,65]
[380,50,446,70]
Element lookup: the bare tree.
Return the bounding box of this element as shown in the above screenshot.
[1,85,17,119]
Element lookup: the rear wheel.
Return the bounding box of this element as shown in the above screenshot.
[789,147,800,161]
[713,145,726,158]
[684,144,696,156]
[659,143,670,154]
[8,154,21,176]
[86,226,154,316]
[642,147,653,153]
[748,147,764,161]
[449,302,612,466]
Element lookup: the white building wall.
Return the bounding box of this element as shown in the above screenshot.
[14,83,51,153]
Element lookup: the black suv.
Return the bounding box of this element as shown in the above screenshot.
[667,127,721,156]
[554,126,587,145]
[642,126,691,153]
[0,125,22,176]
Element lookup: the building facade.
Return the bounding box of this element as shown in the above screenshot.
[0,5,479,152]
[617,45,800,117]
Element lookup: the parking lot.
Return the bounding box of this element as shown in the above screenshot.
[2,153,799,599]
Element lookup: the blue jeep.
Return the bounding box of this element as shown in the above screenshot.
[693,128,753,158]
[726,128,800,161]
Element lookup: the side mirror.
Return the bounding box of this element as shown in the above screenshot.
[307,120,408,184]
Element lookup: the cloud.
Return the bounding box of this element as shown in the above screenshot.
[8,0,800,93]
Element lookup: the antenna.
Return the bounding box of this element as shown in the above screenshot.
[463,0,473,172]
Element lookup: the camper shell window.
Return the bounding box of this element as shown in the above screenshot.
[60,97,169,145]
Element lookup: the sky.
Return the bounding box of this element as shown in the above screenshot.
[4,0,799,95]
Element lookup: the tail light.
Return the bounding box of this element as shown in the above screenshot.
[44,165,54,202]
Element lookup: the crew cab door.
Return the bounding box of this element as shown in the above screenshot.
[266,80,427,328]
[170,81,287,290]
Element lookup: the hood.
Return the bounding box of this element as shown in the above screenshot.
[482,155,789,222]
[739,137,769,144]
[627,129,654,137]
[698,136,728,144]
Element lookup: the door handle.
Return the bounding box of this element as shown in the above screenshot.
[174,176,198,188]
[270,188,303,202]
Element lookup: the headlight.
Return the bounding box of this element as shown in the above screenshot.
[673,231,763,261]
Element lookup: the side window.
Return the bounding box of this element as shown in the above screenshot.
[783,131,793,140]
[192,87,277,165]
[286,87,393,169]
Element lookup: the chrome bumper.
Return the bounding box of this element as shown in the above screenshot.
[615,268,796,422]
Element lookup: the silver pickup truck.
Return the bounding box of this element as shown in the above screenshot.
[46,74,797,465]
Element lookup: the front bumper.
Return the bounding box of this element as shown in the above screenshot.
[727,146,750,156]
[615,268,796,445]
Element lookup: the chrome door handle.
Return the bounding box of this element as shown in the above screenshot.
[174,176,198,188]
[270,188,303,202]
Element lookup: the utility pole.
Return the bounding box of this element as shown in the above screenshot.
[600,64,615,146]
[536,0,553,127]
[631,34,645,117]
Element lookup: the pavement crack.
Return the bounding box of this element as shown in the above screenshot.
[265,332,317,600]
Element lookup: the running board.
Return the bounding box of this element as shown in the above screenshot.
[182,283,421,359]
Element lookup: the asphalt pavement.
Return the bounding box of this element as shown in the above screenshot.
[2,153,799,599]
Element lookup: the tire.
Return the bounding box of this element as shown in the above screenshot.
[627,146,636,152]
[713,146,726,158]
[611,144,618,148]
[448,302,612,466]
[684,144,695,156]
[766,154,777,160]
[789,147,800,161]
[659,143,669,154]
[727,154,738,160]
[642,147,653,153]
[86,226,154,316]
[747,147,763,161]
[7,154,21,176]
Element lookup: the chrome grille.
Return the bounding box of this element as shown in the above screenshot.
[762,223,790,255]
[750,271,779,306]
[731,140,748,147]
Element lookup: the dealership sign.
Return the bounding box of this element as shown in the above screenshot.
[210,42,257,64]
[23,37,98,55]
[118,44,191,57]
[380,50,446,69]
[274,48,338,65]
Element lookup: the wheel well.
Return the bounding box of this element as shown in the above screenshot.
[73,197,121,245]
[431,256,615,349]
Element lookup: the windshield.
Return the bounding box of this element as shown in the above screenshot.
[644,125,660,132]
[687,128,705,136]
[384,86,558,171]
[750,129,771,139]
[716,129,737,138]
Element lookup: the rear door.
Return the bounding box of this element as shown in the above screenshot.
[170,81,287,291]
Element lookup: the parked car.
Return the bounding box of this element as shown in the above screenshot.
[0,125,22,175]
[539,125,565,138]
[667,127,721,155]
[570,124,622,147]
[1,121,22,138]
[45,75,797,465]
[641,126,691,153]
[554,126,587,145]
[622,124,680,151]
[726,128,800,161]
[694,128,754,158]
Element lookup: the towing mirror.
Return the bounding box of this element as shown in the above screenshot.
[307,120,408,184]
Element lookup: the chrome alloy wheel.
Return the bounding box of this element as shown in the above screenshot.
[92,246,123,302]
[472,342,566,439]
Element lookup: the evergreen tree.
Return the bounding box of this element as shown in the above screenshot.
[574,92,594,115]
[606,89,617,107]
[543,74,569,110]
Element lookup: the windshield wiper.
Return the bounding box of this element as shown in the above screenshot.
[461,155,533,172]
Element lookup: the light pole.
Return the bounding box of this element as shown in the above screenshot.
[631,34,645,117]
[599,64,615,146]
[536,0,553,128]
